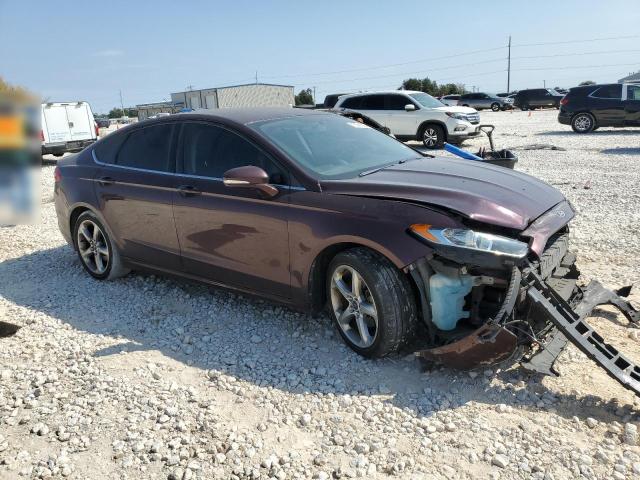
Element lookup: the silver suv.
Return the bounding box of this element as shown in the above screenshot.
[458,93,509,111]
[333,91,480,148]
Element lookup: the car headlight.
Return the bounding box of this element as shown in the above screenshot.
[445,112,467,121]
[409,224,529,258]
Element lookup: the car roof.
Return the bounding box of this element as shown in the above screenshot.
[178,107,326,125]
[338,90,419,98]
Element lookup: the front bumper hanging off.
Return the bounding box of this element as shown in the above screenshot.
[418,265,640,396]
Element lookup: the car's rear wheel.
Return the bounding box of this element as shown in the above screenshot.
[421,124,444,149]
[491,102,500,112]
[73,211,129,280]
[571,113,595,133]
[327,248,417,358]
[520,104,529,111]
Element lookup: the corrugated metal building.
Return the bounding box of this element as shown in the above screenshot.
[170,83,294,110]
[136,101,175,120]
[618,71,640,83]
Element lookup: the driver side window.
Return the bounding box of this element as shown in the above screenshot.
[629,85,640,101]
[181,123,286,183]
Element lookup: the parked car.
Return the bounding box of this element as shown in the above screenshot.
[558,82,640,132]
[323,93,349,109]
[40,101,98,156]
[458,93,509,111]
[504,94,516,106]
[148,113,172,120]
[440,94,461,106]
[95,118,111,128]
[333,91,480,148]
[53,108,640,393]
[513,89,564,110]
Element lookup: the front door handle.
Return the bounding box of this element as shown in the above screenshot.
[177,185,201,197]
[97,176,114,186]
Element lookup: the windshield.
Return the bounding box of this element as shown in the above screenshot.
[253,114,423,180]
[408,92,444,108]
[547,89,562,96]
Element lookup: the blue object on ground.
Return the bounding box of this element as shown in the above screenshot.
[444,142,483,161]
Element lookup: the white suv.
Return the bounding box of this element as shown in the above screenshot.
[333,91,480,148]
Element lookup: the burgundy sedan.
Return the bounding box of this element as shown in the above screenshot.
[54,109,640,392]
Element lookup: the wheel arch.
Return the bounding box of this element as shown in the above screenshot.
[68,203,116,249]
[307,240,416,313]
[416,120,448,142]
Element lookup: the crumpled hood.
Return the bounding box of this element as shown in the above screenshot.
[321,157,566,231]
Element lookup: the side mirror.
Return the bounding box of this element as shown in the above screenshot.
[404,104,416,112]
[223,165,278,197]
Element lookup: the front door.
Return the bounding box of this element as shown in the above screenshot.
[625,84,640,126]
[172,122,291,299]
[384,94,419,136]
[94,122,182,271]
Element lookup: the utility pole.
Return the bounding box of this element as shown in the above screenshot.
[186,85,194,91]
[119,90,125,117]
[507,35,511,93]
[313,86,316,104]
[543,79,546,88]
[255,71,258,84]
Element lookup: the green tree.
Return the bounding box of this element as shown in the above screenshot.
[400,78,465,96]
[579,80,596,86]
[108,108,123,118]
[400,78,423,91]
[295,88,314,106]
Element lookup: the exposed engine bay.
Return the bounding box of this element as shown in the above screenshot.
[407,232,640,396]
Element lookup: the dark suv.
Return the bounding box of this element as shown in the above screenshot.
[558,82,640,133]
[513,88,564,110]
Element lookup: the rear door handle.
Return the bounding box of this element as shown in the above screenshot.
[177,185,201,197]
[97,176,114,186]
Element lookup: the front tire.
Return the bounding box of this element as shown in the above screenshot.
[327,248,417,358]
[421,124,445,149]
[571,113,595,133]
[73,211,129,280]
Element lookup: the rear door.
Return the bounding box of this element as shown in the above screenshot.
[355,94,386,126]
[383,94,419,136]
[41,104,71,144]
[93,122,182,270]
[65,103,96,141]
[588,84,624,126]
[624,84,640,125]
[172,121,291,299]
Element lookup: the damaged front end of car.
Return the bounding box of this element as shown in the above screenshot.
[406,201,640,396]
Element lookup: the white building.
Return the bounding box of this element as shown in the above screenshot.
[618,71,640,83]
[170,83,294,110]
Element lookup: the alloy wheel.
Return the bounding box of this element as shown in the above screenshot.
[574,114,592,132]
[423,128,439,147]
[330,265,379,348]
[76,219,110,275]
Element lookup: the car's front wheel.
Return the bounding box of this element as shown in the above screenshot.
[73,211,129,280]
[491,102,500,112]
[571,113,595,133]
[327,248,417,358]
[421,124,444,149]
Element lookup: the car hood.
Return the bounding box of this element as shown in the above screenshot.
[320,157,566,231]
[434,106,477,114]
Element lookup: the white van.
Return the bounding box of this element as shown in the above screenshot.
[41,102,98,156]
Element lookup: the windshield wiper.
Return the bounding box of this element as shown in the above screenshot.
[358,157,423,177]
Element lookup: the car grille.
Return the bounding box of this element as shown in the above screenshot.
[466,113,480,124]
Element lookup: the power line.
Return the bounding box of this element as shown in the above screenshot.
[515,48,640,60]
[512,34,640,48]
[513,61,640,72]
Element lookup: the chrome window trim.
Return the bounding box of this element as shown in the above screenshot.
[91,149,305,191]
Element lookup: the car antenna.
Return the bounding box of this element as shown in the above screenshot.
[317,180,322,192]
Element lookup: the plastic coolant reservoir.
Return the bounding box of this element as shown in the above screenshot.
[429,272,474,331]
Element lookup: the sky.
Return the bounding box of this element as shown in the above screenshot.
[1,0,639,113]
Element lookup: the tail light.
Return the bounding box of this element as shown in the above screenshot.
[560,97,569,106]
[39,129,44,142]
[95,122,99,137]
[54,166,62,183]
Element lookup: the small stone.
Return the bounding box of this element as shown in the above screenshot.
[250,334,262,344]
[492,454,509,468]
[586,417,597,428]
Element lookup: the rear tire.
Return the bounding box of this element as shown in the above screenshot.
[420,124,445,149]
[326,248,417,358]
[491,103,500,112]
[571,113,595,133]
[73,211,129,280]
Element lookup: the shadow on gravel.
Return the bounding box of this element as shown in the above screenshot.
[0,245,630,423]
[537,130,640,137]
[601,147,640,155]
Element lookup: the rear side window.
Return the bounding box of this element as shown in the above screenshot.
[93,132,127,164]
[115,124,174,172]
[591,85,621,99]
[627,85,640,100]
[361,95,384,110]
[340,96,363,109]
[181,123,285,182]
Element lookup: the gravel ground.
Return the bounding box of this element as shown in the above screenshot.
[1,110,640,480]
